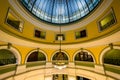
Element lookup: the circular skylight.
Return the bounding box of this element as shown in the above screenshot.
[21,0,101,24]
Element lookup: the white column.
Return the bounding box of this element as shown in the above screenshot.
[94,64,105,74]
[45,62,53,80]
[15,65,26,74]
[68,75,76,80]
[45,75,52,80]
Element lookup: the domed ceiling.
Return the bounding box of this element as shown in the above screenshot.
[21,0,101,24]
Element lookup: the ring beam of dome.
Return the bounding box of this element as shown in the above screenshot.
[21,0,101,24]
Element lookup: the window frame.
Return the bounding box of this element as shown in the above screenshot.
[75,29,87,39]
[97,8,117,32]
[34,28,46,39]
[5,8,24,32]
[55,33,65,41]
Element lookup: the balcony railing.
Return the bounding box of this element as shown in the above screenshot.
[75,61,94,67]
[26,61,46,68]
[104,64,120,74]
[0,64,17,75]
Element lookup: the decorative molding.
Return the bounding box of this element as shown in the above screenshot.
[1,29,120,49]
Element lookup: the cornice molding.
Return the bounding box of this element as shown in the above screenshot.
[0,28,120,49]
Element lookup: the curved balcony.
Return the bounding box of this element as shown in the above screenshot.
[0,61,120,80]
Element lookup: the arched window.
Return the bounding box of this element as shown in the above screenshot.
[104,49,120,66]
[75,51,93,62]
[52,51,69,66]
[27,51,46,62]
[52,52,68,61]
[0,49,16,66]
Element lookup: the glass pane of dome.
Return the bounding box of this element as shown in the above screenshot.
[21,0,101,24]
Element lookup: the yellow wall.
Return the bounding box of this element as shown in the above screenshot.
[1,41,120,64]
[0,0,120,65]
[0,0,120,44]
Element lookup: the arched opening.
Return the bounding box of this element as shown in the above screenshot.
[74,50,94,67]
[26,50,46,67]
[52,52,68,61]
[0,49,16,66]
[74,51,93,62]
[52,51,69,69]
[100,46,120,75]
[27,51,46,62]
[104,49,120,66]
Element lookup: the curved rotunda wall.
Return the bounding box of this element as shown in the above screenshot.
[0,35,120,79]
[0,0,120,64]
[0,0,120,80]
[0,0,119,45]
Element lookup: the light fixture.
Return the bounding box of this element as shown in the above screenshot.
[52,3,68,69]
[54,65,67,70]
[53,20,68,70]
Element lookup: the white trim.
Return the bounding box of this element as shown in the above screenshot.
[99,46,120,64]
[0,46,21,64]
[0,29,120,49]
[25,49,48,63]
[73,49,96,63]
[8,0,113,31]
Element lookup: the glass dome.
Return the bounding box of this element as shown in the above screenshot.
[21,0,101,24]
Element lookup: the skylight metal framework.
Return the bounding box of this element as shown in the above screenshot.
[21,0,101,24]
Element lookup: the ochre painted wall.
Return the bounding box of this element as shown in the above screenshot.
[0,0,120,44]
[1,41,120,64]
[0,0,120,64]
